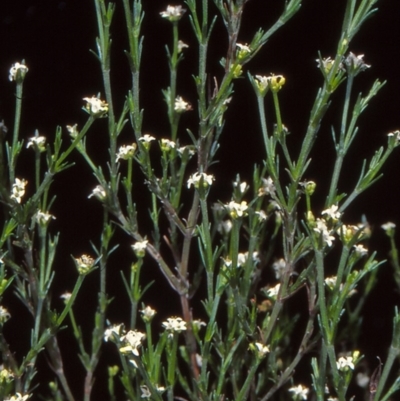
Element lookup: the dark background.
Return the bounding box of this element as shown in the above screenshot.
[1,0,400,399]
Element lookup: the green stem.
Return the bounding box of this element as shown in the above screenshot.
[327,74,354,205]
[236,361,260,401]
[257,95,269,153]
[315,249,331,342]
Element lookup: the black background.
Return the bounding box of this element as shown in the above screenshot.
[1,0,400,399]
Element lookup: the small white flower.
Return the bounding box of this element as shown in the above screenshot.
[187,172,214,189]
[132,240,148,258]
[236,43,251,59]
[162,317,187,336]
[192,319,206,331]
[340,224,360,243]
[26,135,46,152]
[255,210,267,222]
[225,201,248,219]
[160,138,176,152]
[120,330,145,355]
[74,254,96,275]
[344,52,371,74]
[104,324,124,342]
[140,134,155,143]
[382,222,396,232]
[252,342,270,358]
[272,258,286,280]
[221,257,232,267]
[178,40,189,52]
[0,365,14,382]
[233,180,248,194]
[265,283,280,300]
[236,43,251,53]
[314,218,335,247]
[10,178,27,204]
[353,244,368,256]
[255,75,270,95]
[177,145,196,158]
[140,385,151,399]
[174,96,191,112]
[139,134,155,150]
[337,355,355,371]
[66,124,79,138]
[116,144,137,162]
[88,185,106,200]
[289,384,309,400]
[322,204,341,220]
[160,5,186,21]
[83,96,108,116]
[387,130,400,147]
[35,211,55,225]
[5,393,30,401]
[9,62,28,82]
[60,292,72,303]
[0,306,11,324]
[324,276,337,290]
[195,353,203,367]
[237,252,248,267]
[141,305,156,322]
[258,177,276,197]
[316,56,343,73]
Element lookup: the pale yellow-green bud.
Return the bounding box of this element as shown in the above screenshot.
[304,181,316,196]
[236,43,251,61]
[108,365,119,377]
[231,64,243,78]
[307,211,315,224]
[268,75,285,92]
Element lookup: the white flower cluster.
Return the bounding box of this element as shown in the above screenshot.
[162,317,187,337]
[116,144,137,162]
[74,254,96,275]
[187,172,214,189]
[160,5,186,21]
[10,178,27,204]
[120,330,146,356]
[9,62,28,82]
[225,200,248,219]
[5,393,29,401]
[27,134,46,152]
[258,177,276,196]
[313,218,335,247]
[336,355,355,371]
[140,384,165,399]
[83,96,108,116]
[265,283,280,300]
[35,211,55,225]
[272,258,286,279]
[140,305,156,323]
[289,384,309,401]
[222,252,259,268]
[174,96,191,112]
[0,305,11,324]
[88,185,106,201]
[132,240,148,258]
